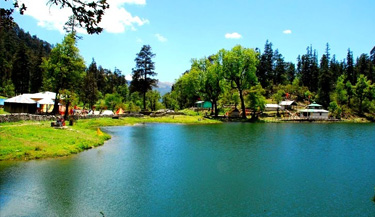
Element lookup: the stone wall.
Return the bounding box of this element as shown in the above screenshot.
[0,114,57,123]
[0,112,185,123]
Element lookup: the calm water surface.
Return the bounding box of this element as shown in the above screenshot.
[1,123,375,216]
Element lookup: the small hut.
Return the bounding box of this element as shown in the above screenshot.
[265,104,282,111]
[228,108,241,118]
[279,100,297,110]
[195,101,212,109]
[4,95,37,113]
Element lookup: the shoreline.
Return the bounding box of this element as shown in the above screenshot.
[0,115,373,161]
[0,115,220,161]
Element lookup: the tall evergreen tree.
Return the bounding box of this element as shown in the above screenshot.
[30,44,44,93]
[273,49,287,85]
[82,59,99,108]
[256,40,273,89]
[286,62,296,83]
[346,49,355,84]
[130,45,158,110]
[12,43,30,94]
[300,45,319,92]
[317,53,333,107]
[356,54,373,82]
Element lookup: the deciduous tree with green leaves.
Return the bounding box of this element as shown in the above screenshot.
[194,53,224,117]
[41,33,85,115]
[222,45,259,119]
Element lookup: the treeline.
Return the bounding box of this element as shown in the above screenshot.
[0,23,51,95]
[0,19,164,113]
[163,41,375,119]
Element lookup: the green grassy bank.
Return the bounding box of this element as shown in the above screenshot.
[0,115,220,161]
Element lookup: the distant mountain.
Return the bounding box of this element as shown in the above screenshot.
[154,81,173,96]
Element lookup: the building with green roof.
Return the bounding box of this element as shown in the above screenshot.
[299,102,329,120]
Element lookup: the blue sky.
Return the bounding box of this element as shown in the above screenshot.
[5,0,375,83]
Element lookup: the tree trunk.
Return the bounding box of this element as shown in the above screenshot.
[214,100,218,117]
[52,91,60,115]
[239,89,246,119]
[143,91,146,110]
[64,100,70,120]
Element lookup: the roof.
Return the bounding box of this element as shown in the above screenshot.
[5,95,36,104]
[308,102,322,107]
[265,104,281,108]
[38,98,55,105]
[23,92,56,100]
[280,100,297,106]
[195,101,205,104]
[299,109,329,113]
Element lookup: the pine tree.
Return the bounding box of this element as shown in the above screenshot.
[30,44,44,93]
[256,40,273,89]
[82,59,99,108]
[346,49,355,84]
[130,45,158,110]
[273,49,287,85]
[12,43,30,94]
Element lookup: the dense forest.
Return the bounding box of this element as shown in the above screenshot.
[1,19,375,120]
[167,42,375,119]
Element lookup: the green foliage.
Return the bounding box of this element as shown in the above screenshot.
[6,0,110,34]
[246,84,266,119]
[354,74,372,114]
[162,92,179,111]
[272,89,285,104]
[222,45,259,118]
[130,45,158,110]
[333,75,348,105]
[146,90,161,111]
[172,69,201,108]
[328,101,342,119]
[193,54,225,116]
[317,50,334,107]
[41,33,85,114]
[81,59,100,108]
[104,93,122,111]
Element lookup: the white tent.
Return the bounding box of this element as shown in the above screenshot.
[4,95,37,113]
[5,95,36,104]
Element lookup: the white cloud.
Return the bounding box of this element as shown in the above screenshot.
[136,38,143,43]
[125,74,133,81]
[225,32,242,39]
[155,33,167,42]
[283,29,292,34]
[17,0,149,34]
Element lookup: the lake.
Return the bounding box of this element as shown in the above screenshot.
[1,123,375,216]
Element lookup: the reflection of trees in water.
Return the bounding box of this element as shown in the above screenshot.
[39,160,80,216]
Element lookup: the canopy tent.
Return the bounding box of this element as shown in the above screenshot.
[38,98,54,105]
[4,95,37,113]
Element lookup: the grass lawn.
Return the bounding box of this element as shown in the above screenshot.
[0,115,220,161]
[0,108,9,115]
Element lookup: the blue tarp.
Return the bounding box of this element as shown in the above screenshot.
[0,98,6,106]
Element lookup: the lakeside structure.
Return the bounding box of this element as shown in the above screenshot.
[299,102,329,120]
[4,92,59,114]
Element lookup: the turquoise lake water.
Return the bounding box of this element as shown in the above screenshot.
[1,123,375,216]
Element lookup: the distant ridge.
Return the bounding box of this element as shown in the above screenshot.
[154,81,173,96]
